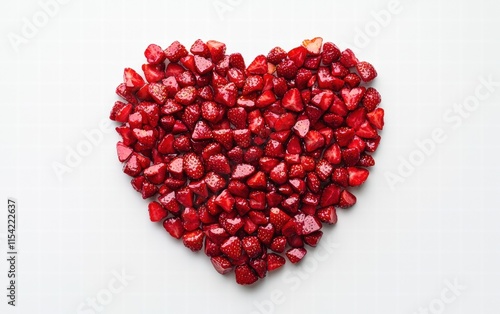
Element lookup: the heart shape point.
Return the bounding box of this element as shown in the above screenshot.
[110,38,384,285]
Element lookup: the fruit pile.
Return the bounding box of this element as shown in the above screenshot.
[110,37,383,285]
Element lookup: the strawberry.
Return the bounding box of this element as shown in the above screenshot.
[242,236,261,258]
[317,206,338,224]
[144,43,166,64]
[339,189,356,208]
[194,55,214,75]
[367,108,384,130]
[220,236,242,259]
[267,46,287,64]
[339,49,358,68]
[235,265,258,285]
[356,61,377,82]
[182,229,204,251]
[281,88,304,112]
[148,201,167,222]
[347,167,369,187]
[212,129,233,150]
[269,207,291,231]
[123,68,145,91]
[286,247,307,264]
[304,130,325,152]
[267,253,286,271]
[246,171,267,190]
[257,223,275,245]
[190,39,210,57]
[163,217,185,239]
[229,53,246,70]
[247,55,268,75]
[206,40,226,63]
[183,153,205,179]
[287,46,307,67]
[362,87,382,112]
[270,236,287,253]
[207,154,231,175]
[164,41,188,62]
[321,42,341,65]
[304,231,323,247]
[211,256,233,274]
[110,101,133,123]
[215,189,235,212]
[276,59,298,79]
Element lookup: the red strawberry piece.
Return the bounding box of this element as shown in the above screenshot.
[220,236,242,260]
[141,181,158,199]
[191,121,213,141]
[116,142,133,162]
[190,39,210,57]
[334,127,355,147]
[269,207,291,231]
[176,187,194,207]
[148,201,167,222]
[341,87,366,111]
[163,217,185,239]
[265,139,285,158]
[247,55,268,75]
[123,68,145,91]
[300,215,322,235]
[304,231,323,247]
[270,236,287,253]
[215,189,235,212]
[242,236,261,258]
[235,264,258,285]
[317,66,344,91]
[286,247,307,264]
[147,83,168,104]
[346,107,367,130]
[227,107,247,129]
[356,61,377,82]
[339,49,358,68]
[182,207,200,231]
[182,229,204,252]
[317,206,338,224]
[270,162,288,185]
[344,73,361,88]
[228,52,246,70]
[164,41,188,62]
[356,121,378,139]
[207,154,231,175]
[267,46,287,64]
[276,59,298,79]
[144,43,166,64]
[158,191,181,214]
[247,171,267,190]
[233,129,252,148]
[228,180,249,198]
[110,101,133,123]
[267,253,286,271]
[206,40,226,63]
[211,256,233,275]
[362,87,381,112]
[304,130,325,152]
[175,86,197,105]
[332,167,349,187]
[315,159,333,181]
[321,42,341,65]
[193,55,214,75]
[347,167,369,187]
[205,224,230,244]
[367,108,384,130]
[292,117,310,138]
[339,190,357,208]
[201,101,222,123]
[183,153,204,179]
[243,75,264,95]
[249,258,267,278]
[212,129,233,150]
[227,147,244,164]
[144,163,167,184]
[342,147,361,166]
[281,88,304,112]
[257,223,275,245]
[142,63,165,83]
[204,236,221,257]
[215,82,238,107]
[231,164,255,180]
[358,154,375,167]
[287,46,307,67]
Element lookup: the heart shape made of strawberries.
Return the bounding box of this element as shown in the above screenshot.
[109,37,384,285]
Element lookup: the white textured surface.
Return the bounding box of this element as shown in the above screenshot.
[1,0,500,313]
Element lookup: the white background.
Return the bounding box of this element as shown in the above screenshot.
[1,0,500,313]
